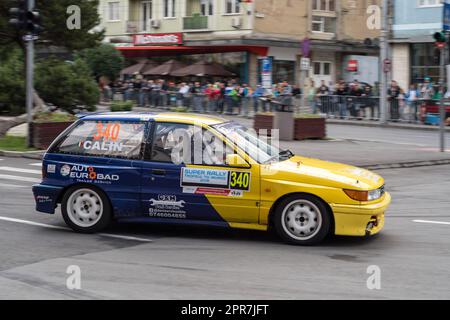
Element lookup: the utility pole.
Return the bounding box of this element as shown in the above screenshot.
[25,0,35,148]
[439,38,446,153]
[379,0,389,124]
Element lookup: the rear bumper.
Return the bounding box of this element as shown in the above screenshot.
[32,184,64,214]
[331,192,391,236]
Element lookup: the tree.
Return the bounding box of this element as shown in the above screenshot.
[76,44,125,82]
[35,58,99,113]
[0,0,104,52]
[0,49,25,115]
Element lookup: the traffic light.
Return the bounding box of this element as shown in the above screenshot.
[26,10,41,34]
[8,0,41,35]
[8,0,27,30]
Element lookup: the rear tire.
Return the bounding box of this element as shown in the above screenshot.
[274,194,331,246]
[61,185,112,233]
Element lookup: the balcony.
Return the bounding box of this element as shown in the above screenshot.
[183,14,209,31]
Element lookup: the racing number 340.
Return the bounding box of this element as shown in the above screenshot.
[230,172,251,191]
[93,122,121,141]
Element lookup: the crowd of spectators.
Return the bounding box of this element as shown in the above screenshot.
[100,75,442,122]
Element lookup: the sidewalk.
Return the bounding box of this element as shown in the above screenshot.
[327,118,450,132]
[2,110,450,169]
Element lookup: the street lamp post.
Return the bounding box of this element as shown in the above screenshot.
[379,0,389,125]
[25,0,35,148]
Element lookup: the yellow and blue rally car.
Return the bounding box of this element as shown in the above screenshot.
[32,112,391,245]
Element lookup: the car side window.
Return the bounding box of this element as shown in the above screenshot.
[151,123,194,163]
[150,122,234,166]
[54,120,145,159]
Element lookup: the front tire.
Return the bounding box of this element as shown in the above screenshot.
[274,194,331,246]
[61,185,112,233]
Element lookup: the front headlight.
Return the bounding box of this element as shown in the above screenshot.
[344,186,385,202]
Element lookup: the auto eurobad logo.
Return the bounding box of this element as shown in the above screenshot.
[60,165,119,183]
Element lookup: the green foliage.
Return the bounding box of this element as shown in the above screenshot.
[170,106,189,113]
[0,135,37,151]
[33,112,77,123]
[0,0,104,51]
[111,101,134,112]
[35,58,99,113]
[0,49,25,115]
[76,44,125,81]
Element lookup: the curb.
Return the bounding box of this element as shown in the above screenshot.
[0,150,44,160]
[361,159,450,170]
[327,119,450,132]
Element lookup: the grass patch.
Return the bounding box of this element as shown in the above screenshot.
[0,135,37,152]
[34,112,76,123]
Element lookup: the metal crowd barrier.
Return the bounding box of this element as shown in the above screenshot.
[110,91,449,125]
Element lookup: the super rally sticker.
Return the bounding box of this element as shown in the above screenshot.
[181,168,250,196]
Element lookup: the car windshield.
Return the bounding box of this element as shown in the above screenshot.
[212,122,293,164]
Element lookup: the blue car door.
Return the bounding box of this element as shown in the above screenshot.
[140,122,227,225]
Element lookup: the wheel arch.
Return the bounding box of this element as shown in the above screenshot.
[56,183,113,211]
[267,192,335,234]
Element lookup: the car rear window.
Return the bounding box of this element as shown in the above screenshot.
[54,120,146,159]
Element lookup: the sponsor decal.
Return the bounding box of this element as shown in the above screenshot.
[181,168,251,196]
[36,195,52,203]
[79,140,124,152]
[60,164,71,177]
[183,187,244,198]
[181,168,230,188]
[148,195,187,219]
[47,164,56,174]
[60,165,119,184]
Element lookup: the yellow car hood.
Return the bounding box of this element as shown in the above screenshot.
[262,156,384,190]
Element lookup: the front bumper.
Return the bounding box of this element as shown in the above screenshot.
[331,192,391,236]
[32,184,64,214]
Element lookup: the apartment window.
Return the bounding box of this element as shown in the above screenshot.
[141,1,153,31]
[312,0,335,11]
[418,0,442,7]
[108,2,120,21]
[164,0,176,18]
[312,16,336,33]
[201,0,214,15]
[313,62,332,76]
[225,0,240,14]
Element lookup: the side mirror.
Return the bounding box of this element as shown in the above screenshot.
[226,154,250,168]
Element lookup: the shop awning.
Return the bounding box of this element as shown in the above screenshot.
[116,45,269,58]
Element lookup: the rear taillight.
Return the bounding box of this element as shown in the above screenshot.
[42,164,46,179]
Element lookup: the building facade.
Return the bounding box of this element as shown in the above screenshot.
[98,0,381,87]
[391,0,444,90]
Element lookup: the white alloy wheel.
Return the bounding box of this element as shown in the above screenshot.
[66,188,104,228]
[281,199,323,241]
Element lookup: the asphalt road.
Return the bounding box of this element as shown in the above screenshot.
[0,156,449,299]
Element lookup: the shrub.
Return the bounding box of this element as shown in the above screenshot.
[111,100,133,112]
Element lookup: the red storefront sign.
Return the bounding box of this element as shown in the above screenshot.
[133,33,183,46]
[347,60,358,72]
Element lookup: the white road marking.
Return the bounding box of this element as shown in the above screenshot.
[29,163,42,167]
[0,216,153,243]
[0,182,28,188]
[0,166,41,175]
[413,220,450,226]
[0,174,40,183]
